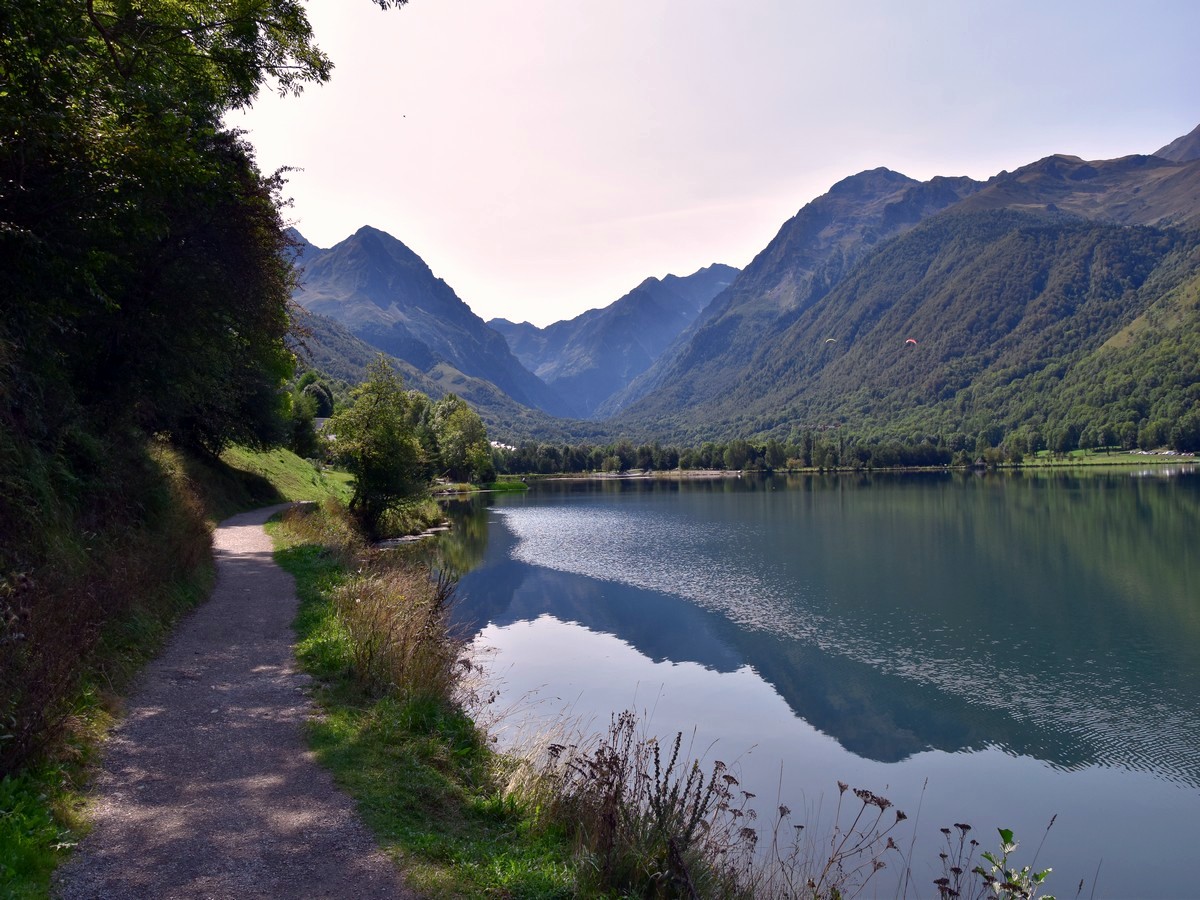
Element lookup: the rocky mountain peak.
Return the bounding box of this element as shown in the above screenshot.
[1154,122,1200,163]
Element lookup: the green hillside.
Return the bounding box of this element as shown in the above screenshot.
[293,306,611,445]
[616,209,1200,450]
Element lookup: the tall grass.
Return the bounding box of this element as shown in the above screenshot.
[273,501,578,896]
[278,500,462,705]
[0,440,212,776]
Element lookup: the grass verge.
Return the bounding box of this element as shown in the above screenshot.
[271,503,577,898]
[480,478,530,493]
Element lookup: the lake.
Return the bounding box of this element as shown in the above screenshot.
[431,468,1199,898]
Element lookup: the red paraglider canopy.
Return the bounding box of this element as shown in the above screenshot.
[905,338,918,345]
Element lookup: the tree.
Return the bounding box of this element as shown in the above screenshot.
[1170,405,1200,453]
[1118,421,1138,451]
[765,438,787,470]
[1,0,405,454]
[328,358,424,538]
[724,438,751,470]
[302,381,335,417]
[432,394,493,483]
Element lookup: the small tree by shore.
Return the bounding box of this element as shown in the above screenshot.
[328,357,426,539]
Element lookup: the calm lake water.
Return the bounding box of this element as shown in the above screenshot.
[431,469,1199,898]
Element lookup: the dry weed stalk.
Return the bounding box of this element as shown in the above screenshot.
[514,710,757,897]
[281,501,467,708]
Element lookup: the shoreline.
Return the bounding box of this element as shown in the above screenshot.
[497,452,1197,483]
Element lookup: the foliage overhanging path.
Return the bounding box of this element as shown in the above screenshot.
[52,504,418,900]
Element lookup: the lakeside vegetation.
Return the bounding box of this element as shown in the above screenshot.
[0,425,1081,898]
[492,434,1195,478]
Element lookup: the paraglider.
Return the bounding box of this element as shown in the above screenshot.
[905,338,918,345]
[825,338,837,344]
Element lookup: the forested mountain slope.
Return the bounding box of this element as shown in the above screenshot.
[607,126,1200,448]
[598,168,984,417]
[292,226,573,416]
[290,307,604,444]
[616,209,1200,448]
[489,263,738,418]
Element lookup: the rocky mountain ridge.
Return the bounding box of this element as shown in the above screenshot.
[488,263,738,418]
[294,121,1200,450]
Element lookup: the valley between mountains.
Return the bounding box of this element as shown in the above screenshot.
[291,121,1200,452]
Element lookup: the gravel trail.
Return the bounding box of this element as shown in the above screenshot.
[53,504,418,899]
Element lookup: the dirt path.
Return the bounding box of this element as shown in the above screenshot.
[53,505,418,899]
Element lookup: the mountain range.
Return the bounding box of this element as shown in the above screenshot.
[291,121,1200,449]
[289,228,736,427]
[290,225,572,416]
[488,263,738,418]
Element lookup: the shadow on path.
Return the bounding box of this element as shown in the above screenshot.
[53,505,417,899]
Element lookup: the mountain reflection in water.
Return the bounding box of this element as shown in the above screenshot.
[441,471,1200,783]
[430,471,1200,897]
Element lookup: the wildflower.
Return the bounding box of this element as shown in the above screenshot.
[853,788,892,810]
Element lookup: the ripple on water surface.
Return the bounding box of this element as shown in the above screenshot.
[494,500,1200,788]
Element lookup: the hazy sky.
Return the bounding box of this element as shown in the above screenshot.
[234,1,1199,327]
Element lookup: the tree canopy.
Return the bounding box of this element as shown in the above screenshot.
[0,0,404,774]
[328,358,426,538]
[1,0,387,452]
[432,393,495,484]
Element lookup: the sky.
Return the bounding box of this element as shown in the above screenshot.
[233,0,1200,328]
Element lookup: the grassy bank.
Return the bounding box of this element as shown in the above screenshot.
[270,501,785,897]
[270,502,576,898]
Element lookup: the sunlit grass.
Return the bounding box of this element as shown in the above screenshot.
[271,507,577,897]
[1025,448,1194,466]
[0,765,85,899]
[220,445,352,505]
